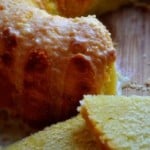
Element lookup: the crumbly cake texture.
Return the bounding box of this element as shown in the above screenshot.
[4,115,100,150]
[79,95,150,150]
[0,0,117,125]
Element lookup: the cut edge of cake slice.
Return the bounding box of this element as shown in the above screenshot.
[78,95,150,150]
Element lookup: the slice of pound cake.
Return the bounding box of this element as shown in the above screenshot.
[4,115,99,150]
[79,95,150,150]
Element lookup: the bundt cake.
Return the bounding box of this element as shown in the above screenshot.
[79,95,150,150]
[0,0,117,126]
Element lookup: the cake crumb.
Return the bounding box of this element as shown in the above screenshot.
[122,80,150,93]
[145,78,150,87]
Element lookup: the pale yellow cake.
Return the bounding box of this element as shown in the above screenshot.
[79,95,150,150]
[4,115,99,150]
[38,0,137,17]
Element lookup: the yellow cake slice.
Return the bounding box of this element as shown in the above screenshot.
[37,0,140,17]
[79,95,150,150]
[4,115,99,150]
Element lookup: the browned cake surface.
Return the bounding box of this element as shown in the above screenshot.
[0,0,116,126]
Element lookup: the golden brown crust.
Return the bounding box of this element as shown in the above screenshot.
[0,0,116,126]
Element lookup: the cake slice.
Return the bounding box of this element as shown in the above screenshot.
[38,0,136,17]
[4,115,99,150]
[79,95,150,150]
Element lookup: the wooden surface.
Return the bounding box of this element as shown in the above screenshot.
[100,6,150,96]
